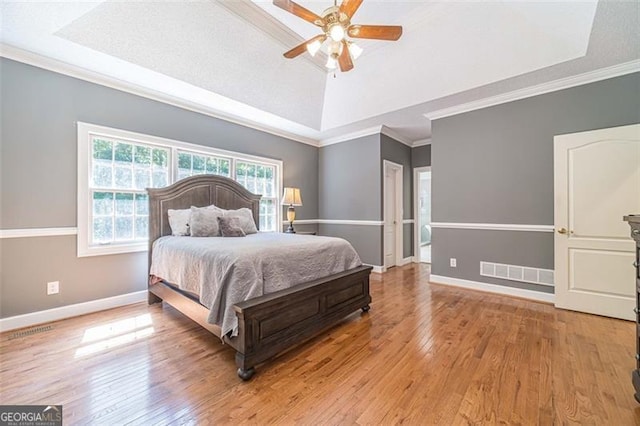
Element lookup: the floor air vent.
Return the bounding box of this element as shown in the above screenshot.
[9,325,53,340]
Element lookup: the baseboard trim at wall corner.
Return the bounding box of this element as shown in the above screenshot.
[400,257,414,266]
[364,264,386,274]
[0,290,148,333]
[429,274,555,304]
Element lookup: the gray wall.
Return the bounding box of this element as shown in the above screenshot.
[0,58,319,318]
[431,72,640,292]
[411,144,431,169]
[318,134,381,265]
[318,134,420,265]
[318,134,380,221]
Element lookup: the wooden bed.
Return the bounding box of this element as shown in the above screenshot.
[147,174,372,380]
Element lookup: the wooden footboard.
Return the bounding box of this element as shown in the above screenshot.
[232,265,372,379]
[149,265,372,380]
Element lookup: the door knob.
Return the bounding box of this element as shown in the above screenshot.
[557,228,568,234]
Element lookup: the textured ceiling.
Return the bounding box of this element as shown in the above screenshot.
[1,0,638,145]
[56,1,327,129]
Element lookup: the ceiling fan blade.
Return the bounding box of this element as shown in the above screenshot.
[339,0,364,19]
[338,40,354,72]
[348,25,403,41]
[283,34,326,59]
[273,0,324,26]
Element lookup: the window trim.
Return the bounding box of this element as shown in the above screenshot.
[77,122,283,257]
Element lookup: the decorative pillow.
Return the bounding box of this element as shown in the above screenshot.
[223,208,258,234]
[189,206,223,237]
[167,208,191,236]
[217,216,246,237]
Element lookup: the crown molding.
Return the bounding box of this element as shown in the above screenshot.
[6,44,635,151]
[217,0,328,73]
[319,125,423,148]
[0,43,321,147]
[380,125,414,147]
[2,44,423,150]
[425,60,640,121]
[318,126,383,147]
[412,138,432,147]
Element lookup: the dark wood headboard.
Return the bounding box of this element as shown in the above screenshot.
[147,174,262,253]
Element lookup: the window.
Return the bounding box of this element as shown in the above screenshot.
[78,123,282,257]
[176,151,230,180]
[235,161,277,232]
[90,138,169,246]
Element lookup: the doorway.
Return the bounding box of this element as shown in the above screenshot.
[383,160,403,269]
[414,167,432,263]
[554,124,639,320]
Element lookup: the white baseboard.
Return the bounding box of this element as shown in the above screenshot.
[365,259,415,273]
[0,291,148,333]
[365,264,386,274]
[400,256,415,266]
[429,274,555,304]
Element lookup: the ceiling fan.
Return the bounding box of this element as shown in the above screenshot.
[273,0,403,72]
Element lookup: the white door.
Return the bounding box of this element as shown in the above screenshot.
[384,161,402,269]
[554,124,640,320]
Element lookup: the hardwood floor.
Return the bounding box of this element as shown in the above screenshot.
[1,264,638,424]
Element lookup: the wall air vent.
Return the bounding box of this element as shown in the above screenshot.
[480,261,554,287]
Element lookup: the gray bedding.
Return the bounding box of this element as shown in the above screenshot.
[150,233,362,337]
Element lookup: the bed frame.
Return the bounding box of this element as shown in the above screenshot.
[147,175,372,380]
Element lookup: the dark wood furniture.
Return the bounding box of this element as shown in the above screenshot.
[147,175,372,380]
[624,215,640,403]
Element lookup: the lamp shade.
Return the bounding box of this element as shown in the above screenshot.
[282,187,303,206]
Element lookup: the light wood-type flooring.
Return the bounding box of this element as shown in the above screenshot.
[1,264,638,424]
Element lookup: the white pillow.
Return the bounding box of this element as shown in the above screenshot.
[167,204,224,236]
[190,206,224,237]
[224,208,258,234]
[167,208,191,236]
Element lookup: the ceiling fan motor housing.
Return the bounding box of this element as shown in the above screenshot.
[321,5,351,35]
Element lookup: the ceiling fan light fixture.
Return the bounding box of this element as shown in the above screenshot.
[325,55,338,70]
[328,24,345,42]
[348,42,363,60]
[327,40,343,56]
[306,39,323,57]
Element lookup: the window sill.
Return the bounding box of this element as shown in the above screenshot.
[77,242,148,257]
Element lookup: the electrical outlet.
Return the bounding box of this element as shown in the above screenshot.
[450,258,457,268]
[47,281,59,295]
